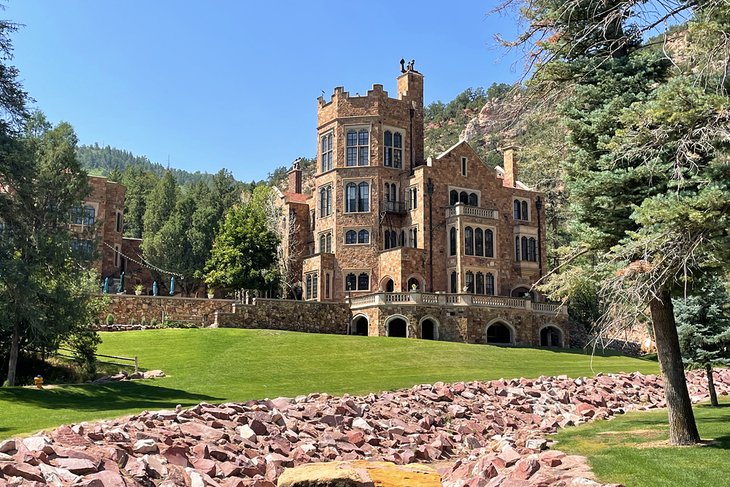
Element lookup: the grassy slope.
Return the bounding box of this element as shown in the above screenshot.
[555,400,730,487]
[0,328,658,439]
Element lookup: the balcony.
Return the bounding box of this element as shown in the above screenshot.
[382,200,406,214]
[348,291,567,315]
[445,203,498,220]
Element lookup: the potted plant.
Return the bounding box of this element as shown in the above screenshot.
[207,288,216,299]
[134,284,144,296]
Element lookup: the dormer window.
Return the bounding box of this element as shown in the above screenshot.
[346,128,369,166]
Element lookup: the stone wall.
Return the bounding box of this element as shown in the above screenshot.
[214,298,351,335]
[102,295,236,326]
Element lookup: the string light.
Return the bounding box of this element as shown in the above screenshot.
[102,241,185,278]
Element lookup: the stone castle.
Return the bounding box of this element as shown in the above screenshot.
[277,62,567,346]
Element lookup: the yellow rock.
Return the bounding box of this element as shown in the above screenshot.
[277,460,442,487]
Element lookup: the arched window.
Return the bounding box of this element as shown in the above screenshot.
[450,190,458,206]
[393,132,403,168]
[486,273,495,295]
[521,200,529,221]
[515,236,521,261]
[521,236,529,261]
[476,272,484,294]
[383,131,403,168]
[346,183,357,212]
[390,183,397,203]
[384,182,391,201]
[460,191,468,204]
[486,229,494,258]
[513,200,521,220]
[319,234,326,252]
[528,238,537,262]
[465,271,474,293]
[400,230,405,247]
[468,193,478,206]
[449,227,456,256]
[475,228,484,256]
[358,272,369,291]
[464,226,474,255]
[358,229,369,244]
[358,182,370,212]
[384,230,392,250]
[345,230,357,244]
[450,271,457,293]
[407,277,420,291]
[345,273,357,291]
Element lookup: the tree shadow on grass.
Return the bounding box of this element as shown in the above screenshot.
[0,381,222,413]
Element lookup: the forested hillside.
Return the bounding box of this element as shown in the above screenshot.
[77,144,218,187]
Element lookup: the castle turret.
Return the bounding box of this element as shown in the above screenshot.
[396,62,424,167]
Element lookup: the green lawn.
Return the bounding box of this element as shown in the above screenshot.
[555,400,730,487]
[0,328,658,439]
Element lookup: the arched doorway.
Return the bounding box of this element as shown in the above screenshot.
[380,277,395,292]
[486,321,513,344]
[540,326,563,347]
[511,287,533,299]
[407,277,421,291]
[386,317,408,337]
[351,316,369,336]
[421,318,437,340]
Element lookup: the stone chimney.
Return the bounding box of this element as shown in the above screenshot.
[502,146,517,188]
[288,159,302,194]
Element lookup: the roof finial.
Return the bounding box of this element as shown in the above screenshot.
[399,58,406,73]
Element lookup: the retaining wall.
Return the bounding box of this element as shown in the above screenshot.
[102,295,235,326]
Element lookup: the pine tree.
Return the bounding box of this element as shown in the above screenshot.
[675,279,730,407]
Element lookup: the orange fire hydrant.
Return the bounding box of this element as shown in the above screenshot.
[34,375,44,389]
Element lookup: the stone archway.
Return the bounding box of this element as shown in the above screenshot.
[511,286,533,299]
[351,315,369,336]
[385,316,408,338]
[420,317,438,340]
[380,276,395,292]
[486,320,514,345]
[540,325,563,347]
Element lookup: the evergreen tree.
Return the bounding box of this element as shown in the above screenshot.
[675,279,730,407]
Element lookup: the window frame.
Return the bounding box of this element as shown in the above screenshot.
[344,180,371,213]
[320,130,334,172]
[345,127,370,167]
[383,128,404,168]
[344,270,370,291]
[319,185,333,218]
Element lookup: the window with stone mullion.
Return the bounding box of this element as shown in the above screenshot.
[320,132,333,172]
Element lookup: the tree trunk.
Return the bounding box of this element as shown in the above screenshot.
[649,287,701,445]
[706,363,719,407]
[6,321,19,387]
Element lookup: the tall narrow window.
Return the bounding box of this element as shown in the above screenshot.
[384,131,393,167]
[464,226,474,255]
[384,230,392,250]
[390,184,397,204]
[393,132,402,168]
[326,233,332,252]
[408,187,417,210]
[521,236,529,261]
[450,190,458,206]
[515,236,521,261]
[346,183,357,212]
[461,157,468,177]
[450,271,457,293]
[312,274,318,299]
[115,211,123,233]
[320,185,332,217]
[476,272,484,294]
[449,227,456,256]
[460,191,468,204]
[514,200,521,220]
[521,200,529,221]
[486,273,495,295]
[486,229,494,258]
[306,275,313,299]
[528,237,537,262]
[319,234,326,252]
[409,227,418,248]
[325,273,330,299]
[358,182,370,212]
[468,193,478,206]
[320,131,333,172]
[475,228,484,257]
[347,129,369,166]
[465,271,474,293]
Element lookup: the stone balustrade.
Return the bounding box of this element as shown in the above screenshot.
[444,203,498,220]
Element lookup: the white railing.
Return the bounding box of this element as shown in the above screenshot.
[533,302,561,313]
[471,295,527,308]
[421,293,439,305]
[445,204,498,220]
[385,293,411,303]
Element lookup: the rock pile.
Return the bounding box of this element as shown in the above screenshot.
[0,369,727,487]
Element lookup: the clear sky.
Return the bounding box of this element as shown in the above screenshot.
[6,1,524,182]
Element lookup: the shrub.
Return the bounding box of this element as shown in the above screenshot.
[150,318,158,327]
[140,316,147,327]
[129,318,136,326]
[106,314,114,326]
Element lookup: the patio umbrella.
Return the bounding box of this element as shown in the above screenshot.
[103,277,109,294]
[169,276,175,296]
[153,281,158,296]
[118,272,125,293]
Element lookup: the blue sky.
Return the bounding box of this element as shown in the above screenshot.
[7,1,524,182]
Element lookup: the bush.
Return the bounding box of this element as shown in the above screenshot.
[129,318,136,326]
[106,314,114,326]
[140,316,147,327]
[150,318,158,327]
